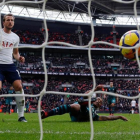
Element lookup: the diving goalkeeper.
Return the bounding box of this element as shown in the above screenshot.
[41,85,128,121]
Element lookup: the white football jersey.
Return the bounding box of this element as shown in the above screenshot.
[0,29,19,64]
[131,100,136,107]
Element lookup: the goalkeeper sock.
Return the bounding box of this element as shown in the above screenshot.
[48,104,71,116]
[15,89,25,118]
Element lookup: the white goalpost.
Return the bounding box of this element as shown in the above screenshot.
[0,0,140,140]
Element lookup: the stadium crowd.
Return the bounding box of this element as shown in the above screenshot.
[13,29,120,48]
[16,54,140,75]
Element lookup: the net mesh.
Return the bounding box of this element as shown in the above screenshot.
[0,0,140,140]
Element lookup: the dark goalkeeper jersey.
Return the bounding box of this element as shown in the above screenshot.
[70,102,99,122]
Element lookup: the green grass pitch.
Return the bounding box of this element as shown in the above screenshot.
[0,113,140,140]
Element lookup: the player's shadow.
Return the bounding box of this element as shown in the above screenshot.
[42,120,72,123]
[42,120,91,124]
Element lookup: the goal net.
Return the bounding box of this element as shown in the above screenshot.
[0,0,140,140]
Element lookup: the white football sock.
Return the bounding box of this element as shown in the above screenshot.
[15,89,25,118]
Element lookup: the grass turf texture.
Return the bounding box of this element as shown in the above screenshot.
[0,113,140,140]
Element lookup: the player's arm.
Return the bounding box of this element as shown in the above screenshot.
[114,88,118,103]
[13,48,25,63]
[84,85,103,96]
[98,116,128,121]
[94,85,103,91]
[131,101,132,106]
[78,85,103,106]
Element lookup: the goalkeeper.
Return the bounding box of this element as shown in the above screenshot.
[41,85,128,121]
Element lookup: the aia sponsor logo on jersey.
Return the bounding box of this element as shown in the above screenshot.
[2,41,13,47]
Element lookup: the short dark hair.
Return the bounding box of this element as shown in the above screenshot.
[3,13,15,22]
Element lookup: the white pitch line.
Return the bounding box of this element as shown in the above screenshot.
[0,130,140,135]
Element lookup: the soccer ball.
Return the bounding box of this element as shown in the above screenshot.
[119,30,140,60]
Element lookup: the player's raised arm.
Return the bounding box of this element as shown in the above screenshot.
[85,85,103,94]
[94,85,103,91]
